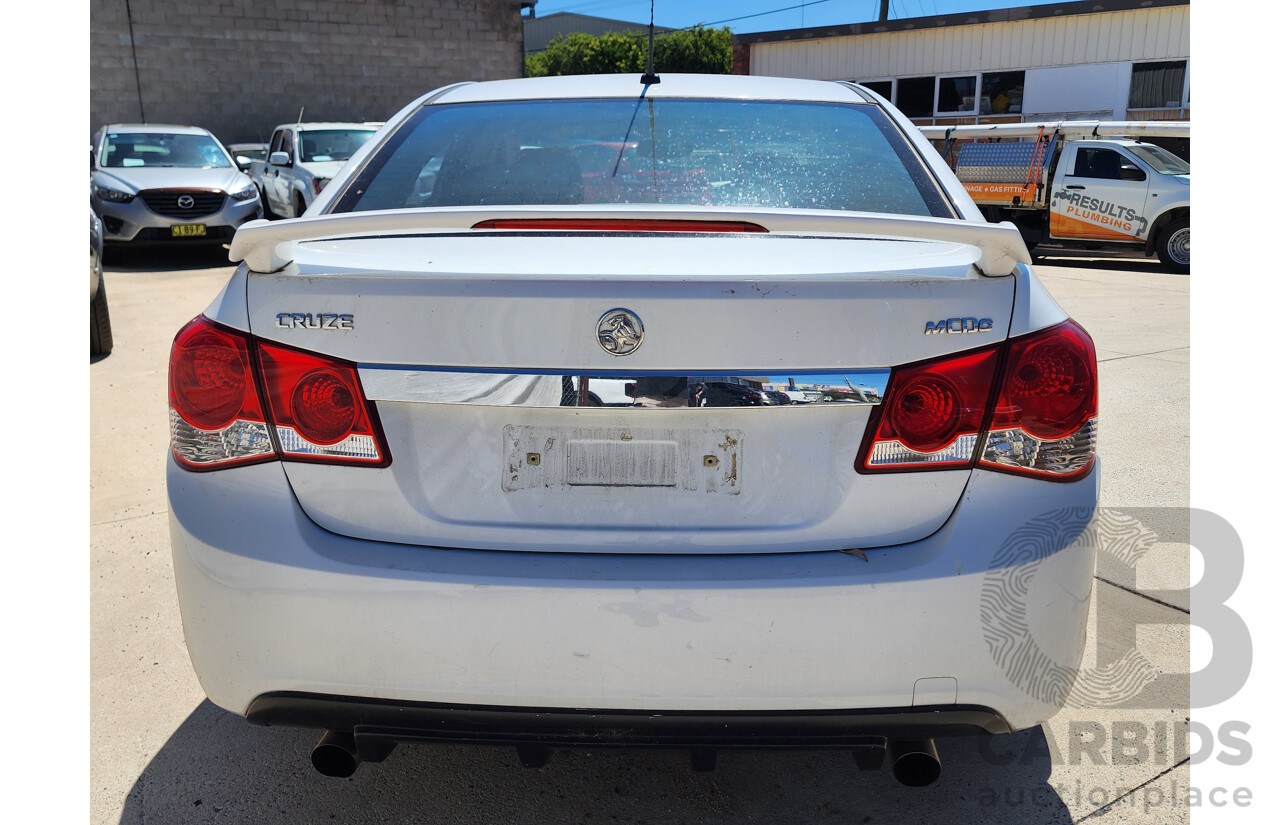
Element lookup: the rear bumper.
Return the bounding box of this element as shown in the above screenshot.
[248,692,1010,750]
[168,456,1099,734]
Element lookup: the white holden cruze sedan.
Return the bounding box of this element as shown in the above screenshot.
[167,73,1099,786]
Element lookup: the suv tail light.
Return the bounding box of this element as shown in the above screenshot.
[169,317,389,471]
[858,320,1096,481]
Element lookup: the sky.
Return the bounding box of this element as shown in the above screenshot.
[525,0,1073,34]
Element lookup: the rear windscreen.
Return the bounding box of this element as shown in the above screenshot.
[334,98,950,217]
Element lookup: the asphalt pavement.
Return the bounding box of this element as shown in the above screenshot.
[90,244,1190,824]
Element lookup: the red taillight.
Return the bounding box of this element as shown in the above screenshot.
[989,322,1096,440]
[471,218,769,233]
[168,318,276,471]
[168,316,390,471]
[257,341,388,465]
[170,322,253,429]
[291,370,358,444]
[980,321,1097,480]
[859,348,1000,471]
[858,320,1097,480]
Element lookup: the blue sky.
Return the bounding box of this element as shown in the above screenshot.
[526,0,1072,34]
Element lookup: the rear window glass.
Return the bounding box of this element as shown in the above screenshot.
[335,98,950,217]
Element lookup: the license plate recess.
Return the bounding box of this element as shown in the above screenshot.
[503,426,742,494]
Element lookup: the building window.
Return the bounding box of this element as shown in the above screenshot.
[1129,61,1187,109]
[896,76,935,117]
[859,80,893,100]
[979,71,1024,115]
[937,75,977,114]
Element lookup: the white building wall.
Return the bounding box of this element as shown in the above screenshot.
[750,6,1189,81]
[1022,63,1129,119]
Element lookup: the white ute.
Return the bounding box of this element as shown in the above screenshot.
[248,121,380,219]
[919,121,1190,272]
[168,74,1101,786]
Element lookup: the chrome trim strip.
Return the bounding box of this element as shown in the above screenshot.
[358,367,889,408]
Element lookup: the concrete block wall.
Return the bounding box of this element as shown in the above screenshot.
[90,0,526,143]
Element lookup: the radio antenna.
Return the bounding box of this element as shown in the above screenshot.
[640,0,660,85]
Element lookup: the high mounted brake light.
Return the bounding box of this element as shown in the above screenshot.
[471,219,769,233]
[858,320,1097,480]
[169,317,389,471]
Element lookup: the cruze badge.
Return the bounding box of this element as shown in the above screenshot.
[276,312,354,331]
[925,317,994,335]
[597,308,644,355]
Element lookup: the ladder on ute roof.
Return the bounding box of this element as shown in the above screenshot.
[917,121,1190,141]
[1020,126,1051,207]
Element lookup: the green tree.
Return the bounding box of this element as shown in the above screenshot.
[526,31,645,77]
[526,26,731,78]
[652,26,732,74]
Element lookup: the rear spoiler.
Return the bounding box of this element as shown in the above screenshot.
[229,206,1030,277]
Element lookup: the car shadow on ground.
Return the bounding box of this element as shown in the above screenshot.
[103,244,234,272]
[117,700,1071,824]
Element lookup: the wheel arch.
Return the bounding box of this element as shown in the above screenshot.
[1145,206,1190,255]
[291,184,310,217]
